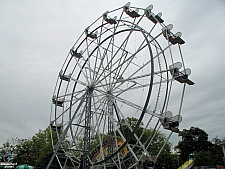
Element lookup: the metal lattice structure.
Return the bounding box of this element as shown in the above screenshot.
[47,2,194,169]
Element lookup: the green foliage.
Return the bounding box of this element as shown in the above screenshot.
[0,127,59,169]
[155,153,177,169]
[194,138,224,166]
[30,127,57,168]
[14,139,33,165]
[0,117,192,169]
[176,127,211,161]
[176,126,224,166]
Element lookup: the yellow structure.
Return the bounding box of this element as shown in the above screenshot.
[91,137,128,162]
[178,160,194,169]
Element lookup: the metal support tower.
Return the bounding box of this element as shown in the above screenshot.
[83,86,93,169]
[83,87,93,169]
[107,92,114,168]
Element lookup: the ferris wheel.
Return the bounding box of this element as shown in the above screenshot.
[47,2,194,169]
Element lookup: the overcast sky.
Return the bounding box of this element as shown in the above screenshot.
[0,0,225,147]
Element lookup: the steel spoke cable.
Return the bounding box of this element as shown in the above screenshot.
[92,19,105,81]
[108,33,171,91]
[94,16,145,84]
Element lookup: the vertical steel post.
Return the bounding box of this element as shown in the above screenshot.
[107,92,114,168]
[83,86,93,169]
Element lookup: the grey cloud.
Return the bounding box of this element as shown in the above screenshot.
[0,0,224,146]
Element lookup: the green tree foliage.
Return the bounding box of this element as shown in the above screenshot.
[0,127,59,169]
[0,118,181,169]
[30,127,58,168]
[176,127,211,162]
[176,127,224,166]
[14,139,33,164]
[193,137,224,166]
[155,153,177,169]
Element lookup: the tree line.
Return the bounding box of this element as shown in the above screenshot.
[176,127,225,166]
[0,119,224,169]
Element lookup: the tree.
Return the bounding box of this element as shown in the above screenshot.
[176,127,224,166]
[176,127,212,162]
[0,119,179,169]
[0,127,59,169]
[14,138,33,165]
[30,127,58,168]
[194,137,224,166]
